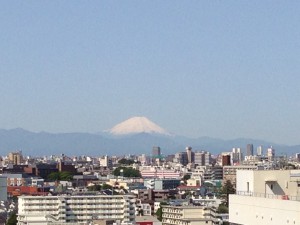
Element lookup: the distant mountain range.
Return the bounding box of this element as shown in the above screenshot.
[0,117,299,156]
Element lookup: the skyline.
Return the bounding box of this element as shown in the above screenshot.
[1,1,300,145]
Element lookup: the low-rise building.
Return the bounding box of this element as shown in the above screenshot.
[144,179,181,190]
[162,205,219,225]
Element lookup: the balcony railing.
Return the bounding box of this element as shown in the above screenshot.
[235,191,300,201]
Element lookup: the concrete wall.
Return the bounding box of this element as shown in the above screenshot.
[236,170,254,193]
[236,170,300,198]
[229,195,300,225]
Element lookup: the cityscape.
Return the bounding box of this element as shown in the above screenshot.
[1,1,300,225]
[0,117,300,225]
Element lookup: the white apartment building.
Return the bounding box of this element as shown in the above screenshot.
[135,199,151,216]
[229,170,300,225]
[162,205,219,225]
[17,194,136,225]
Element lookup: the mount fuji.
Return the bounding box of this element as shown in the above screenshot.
[0,117,297,156]
[108,116,170,136]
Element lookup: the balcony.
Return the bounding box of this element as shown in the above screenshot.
[236,191,300,201]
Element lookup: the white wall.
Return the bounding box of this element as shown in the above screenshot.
[229,195,300,225]
[236,170,254,193]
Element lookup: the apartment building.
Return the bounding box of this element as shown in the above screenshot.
[194,151,212,166]
[190,166,222,185]
[8,151,23,165]
[136,199,152,216]
[162,205,219,225]
[140,166,180,179]
[17,193,136,225]
[229,170,300,225]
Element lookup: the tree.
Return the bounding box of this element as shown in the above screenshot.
[48,172,60,181]
[221,180,235,206]
[87,183,112,191]
[7,212,17,225]
[102,183,113,189]
[113,167,141,177]
[48,171,73,181]
[155,202,168,221]
[59,171,73,181]
[217,203,228,213]
[87,185,101,191]
[183,174,191,181]
[118,158,135,165]
[138,209,144,216]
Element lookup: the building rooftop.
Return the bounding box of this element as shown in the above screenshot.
[135,215,160,222]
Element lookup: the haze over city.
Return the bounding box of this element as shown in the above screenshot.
[1,1,300,145]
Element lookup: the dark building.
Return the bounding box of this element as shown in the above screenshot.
[174,152,189,166]
[152,146,161,157]
[57,161,77,174]
[2,165,29,174]
[165,154,175,162]
[247,144,254,156]
[35,164,58,179]
[72,174,98,187]
[152,146,162,164]
[222,155,231,166]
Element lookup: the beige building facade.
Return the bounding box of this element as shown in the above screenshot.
[162,205,219,225]
[229,170,300,225]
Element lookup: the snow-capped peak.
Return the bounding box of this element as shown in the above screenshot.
[108,117,170,136]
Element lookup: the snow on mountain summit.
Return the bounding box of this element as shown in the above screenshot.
[109,117,170,136]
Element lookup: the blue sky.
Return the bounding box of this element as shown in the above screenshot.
[0,1,300,145]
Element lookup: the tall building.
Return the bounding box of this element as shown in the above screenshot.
[246,144,254,156]
[152,146,162,165]
[174,152,188,166]
[186,146,193,164]
[18,194,136,225]
[194,151,212,166]
[231,148,243,165]
[267,146,275,161]
[152,146,161,157]
[257,145,263,156]
[8,151,23,165]
[222,154,231,166]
